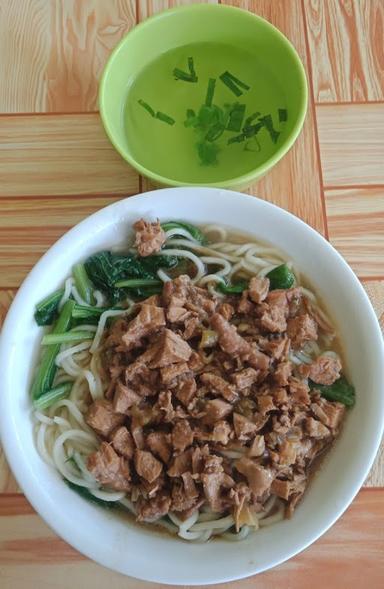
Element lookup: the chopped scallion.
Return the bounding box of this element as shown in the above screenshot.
[226,103,246,132]
[260,114,280,143]
[205,78,216,107]
[138,99,155,117]
[278,108,288,122]
[227,133,245,145]
[219,71,249,97]
[155,111,175,125]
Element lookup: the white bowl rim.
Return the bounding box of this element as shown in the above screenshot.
[0,187,383,585]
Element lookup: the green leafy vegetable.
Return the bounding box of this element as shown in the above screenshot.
[33,382,72,411]
[226,103,246,132]
[34,288,64,326]
[155,111,175,125]
[217,280,248,294]
[138,99,155,117]
[31,300,75,400]
[227,133,246,145]
[205,78,216,107]
[197,140,220,165]
[259,114,280,143]
[84,251,178,304]
[41,331,93,346]
[310,376,356,407]
[278,108,288,122]
[72,263,95,305]
[64,480,119,509]
[173,57,198,83]
[266,264,295,290]
[161,221,206,244]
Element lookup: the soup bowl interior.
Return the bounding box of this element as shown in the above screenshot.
[0,187,383,585]
[99,4,307,189]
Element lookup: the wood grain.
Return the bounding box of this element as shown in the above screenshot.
[0,490,382,587]
[0,114,139,197]
[303,0,384,103]
[316,103,384,187]
[0,0,136,113]
[325,187,384,279]
[222,0,325,235]
[0,196,121,287]
[138,0,217,21]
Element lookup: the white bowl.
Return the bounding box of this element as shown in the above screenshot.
[0,187,383,585]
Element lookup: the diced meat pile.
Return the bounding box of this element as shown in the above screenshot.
[85,273,346,529]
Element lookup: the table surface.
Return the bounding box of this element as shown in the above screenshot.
[0,1,383,587]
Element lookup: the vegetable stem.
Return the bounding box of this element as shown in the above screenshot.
[41,331,93,346]
[72,263,95,305]
[34,288,64,326]
[30,300,75,399]
[33,382,73,411]
[115,278,162,288]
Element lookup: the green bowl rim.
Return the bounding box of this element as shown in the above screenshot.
[99,3,308,188]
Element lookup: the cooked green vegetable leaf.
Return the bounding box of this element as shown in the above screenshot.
[31,300,75,400]
[217,280,248,294]
[310,376,356,407]
[64,480,119,509]
[155,111,175,125]
[205,78,216,107]
[138,99,155,117]
[259,114,280,143]
[278,108,288,122]
[72,263,95,305]
[266,264,295,290]
[161,221,206,244]
[33,382,72,411]
[84,251,178,304]
[226,103,246,132]
[34,288,64,326]
[72,304,107,319]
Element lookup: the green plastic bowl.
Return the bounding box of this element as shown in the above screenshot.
[99,4,307,191]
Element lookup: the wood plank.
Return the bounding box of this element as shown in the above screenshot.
[0,490,382,587]
[138,0,217,21]
[317,103,384,187]
[0,0,136,113]
[303,0,384,103]
[325,187,384,279]
[0,114,139,197]
[222,0,325,234]
[0,196,121,287]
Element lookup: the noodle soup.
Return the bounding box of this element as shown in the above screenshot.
[30,219,355,541]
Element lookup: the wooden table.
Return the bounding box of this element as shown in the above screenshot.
[0,1,383,587]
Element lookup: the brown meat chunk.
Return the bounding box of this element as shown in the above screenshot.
[210,313,250,356]
[289,378,311,405]
[146,431,171,463]
[121,304,165,349]
[134,218,166,257]
[134,450,163,483]
[85,400,125,438]
[113,382,141,414]
[149,329,192,368]
[181,471,198,502]
[234,458,274,498]
[271,478,292,500]
[260,305,287,333]
[160,362,189,385]
[273,388,289,406]
[183,316,201,340]
[231,367,259,389]
[305,417,331,439]
[167,449,193,477]
[246,346,270,371]
[137,492,171,521]
[257,394,276,413]
[211,420,232,445]
[154,391,175,422]
[110,426,134,459]
[200,372,238,403]
[163,275,190,305]
[233,413,258,441]
[203,399,233,425]
[311,400,346,430]
[87,442,130,491]
[249,276,270,303]
[172,420,194,452]
[237,291,254,314]
[248,435,265,457]
[287,313,318,348]
[278,440,298,465]
[261,336,290,361]
[306,355,342,386]
[274,361,292,386]
[174,377,197,407]
[217,302,235,321]
[230,483,253,532]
